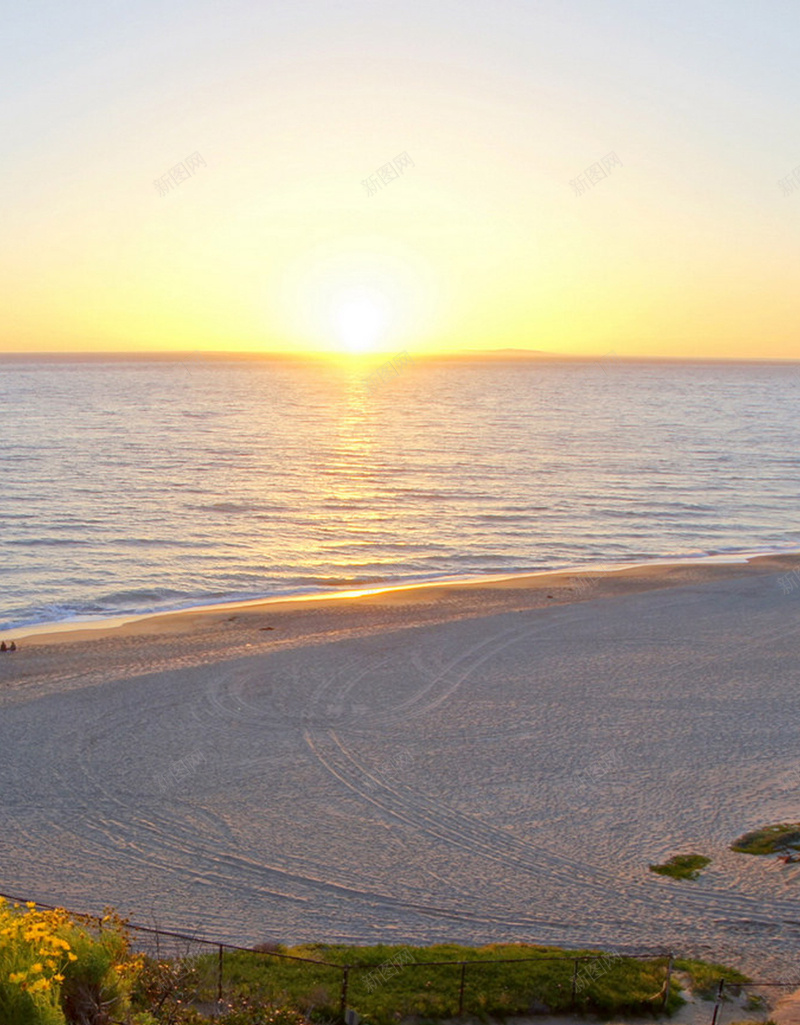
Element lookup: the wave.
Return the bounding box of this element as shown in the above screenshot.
[291,576,389,587]
[3,361,800,636]
[2,541,800,635]
[193,502,289,514]
[3,538,93,547]
[94,587,194,607]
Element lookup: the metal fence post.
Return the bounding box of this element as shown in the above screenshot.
[218,944,224,1003]
[711,980,725,1025]
[571,959,579,1008]
[662,956,673,1010]
[458,962,467,1017]
[340,965,350,1022]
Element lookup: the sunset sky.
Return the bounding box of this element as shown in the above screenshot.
[3,0,800,359]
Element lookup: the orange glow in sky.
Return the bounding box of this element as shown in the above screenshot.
[2,2,799,360]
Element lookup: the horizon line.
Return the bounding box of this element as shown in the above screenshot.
[1,349,800,365]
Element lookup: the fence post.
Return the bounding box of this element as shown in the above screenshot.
[458,962,467,1017]
[571,960,579,1008]
[218,944,224,1004]
[662,956,673,1010]
[711,980,725,1025]
[340,965,350,1023]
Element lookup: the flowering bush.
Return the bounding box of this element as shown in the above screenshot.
[60,907,142,1023]
[0,897,142,1025]
[0,899,74,1024]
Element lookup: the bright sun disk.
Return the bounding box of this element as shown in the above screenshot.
[333,290,389,353]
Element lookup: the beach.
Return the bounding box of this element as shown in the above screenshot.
[1,553,799,981]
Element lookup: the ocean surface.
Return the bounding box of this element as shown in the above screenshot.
[1,355,799,632]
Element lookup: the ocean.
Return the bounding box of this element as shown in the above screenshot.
[2,355,799,632]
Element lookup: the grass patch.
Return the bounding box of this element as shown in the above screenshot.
[172,942,751,1024]
[730,823,800,856]
[649,854,711,880]
[672,958,748,999]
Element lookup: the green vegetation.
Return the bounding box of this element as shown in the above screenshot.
[649,854,711,881]
[730,822,800,855]
[0,897,140,1025]
[672,958,748,998]
[1,896,755,1025]
[179,942,717,1024]
[161,938,754,1025]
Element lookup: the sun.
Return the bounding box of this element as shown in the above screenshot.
[332,289,389,354]
[275,237,439,354]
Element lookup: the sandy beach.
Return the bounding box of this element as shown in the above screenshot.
[2,553,800,983]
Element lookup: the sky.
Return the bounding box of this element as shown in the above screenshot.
[2,0,800,359]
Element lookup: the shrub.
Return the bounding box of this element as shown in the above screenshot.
[649,854,711,880]
[58,908,142,1023]
[0,898,141,1025]
[0,898,74,1025]
[731,823,800,855]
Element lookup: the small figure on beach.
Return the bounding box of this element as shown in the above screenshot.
[0,641,16,652]
[9,641,16,651]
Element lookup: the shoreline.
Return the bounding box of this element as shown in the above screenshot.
[2,546,800,976]
[3,547,798,650]
[7,544,799,643]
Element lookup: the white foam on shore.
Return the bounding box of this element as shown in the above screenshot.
[4,544,799,642]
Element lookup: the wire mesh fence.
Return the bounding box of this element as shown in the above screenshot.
[1,892,796,1023]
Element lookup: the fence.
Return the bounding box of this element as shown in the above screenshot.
[1,892,796,1023]
[705,979,800,1025]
